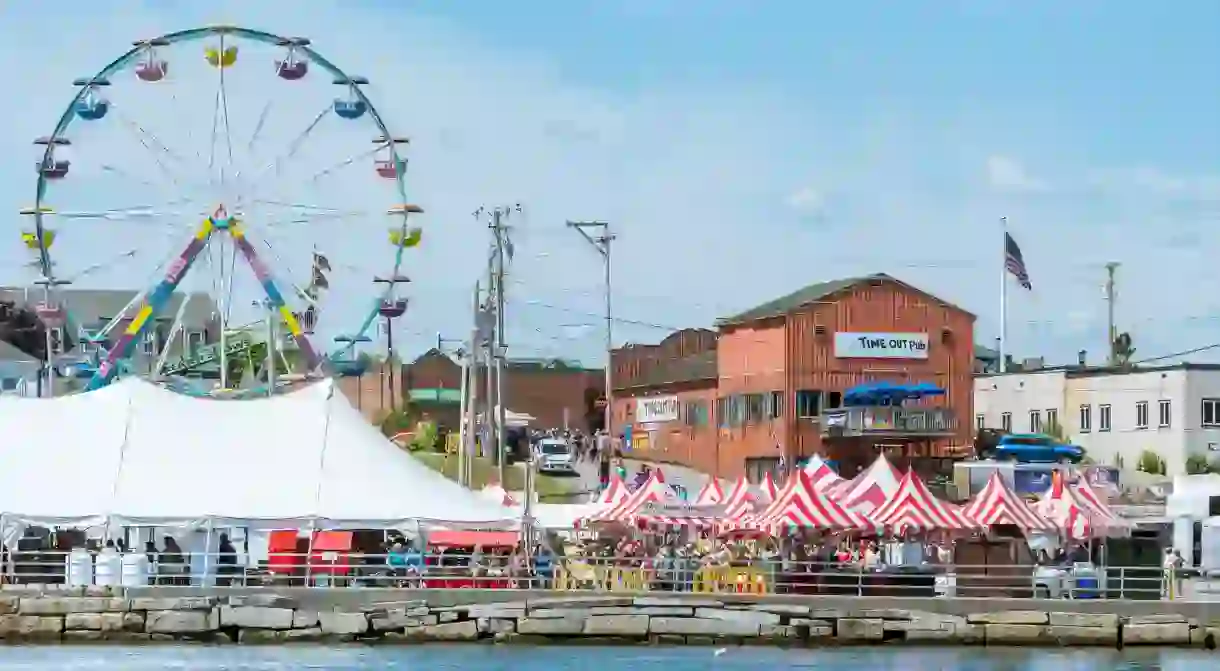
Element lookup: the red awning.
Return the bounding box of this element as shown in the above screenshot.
[428,530,518,548]
[312,530,354,551]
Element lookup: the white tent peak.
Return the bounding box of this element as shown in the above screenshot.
[0,377,513,529]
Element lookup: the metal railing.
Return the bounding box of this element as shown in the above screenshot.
[0,551,1206,600]
[821,406,958,438]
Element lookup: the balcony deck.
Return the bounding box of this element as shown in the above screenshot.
[820,406,957,438]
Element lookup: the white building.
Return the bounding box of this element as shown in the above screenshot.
[974,363,1220,477]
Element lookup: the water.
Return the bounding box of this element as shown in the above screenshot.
[0,646,1210,671]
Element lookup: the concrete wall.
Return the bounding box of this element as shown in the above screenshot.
[0,587,1216,648]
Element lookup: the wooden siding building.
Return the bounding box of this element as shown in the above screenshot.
[611,273,976,480]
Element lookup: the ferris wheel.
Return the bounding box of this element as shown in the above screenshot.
[22,26,423,394]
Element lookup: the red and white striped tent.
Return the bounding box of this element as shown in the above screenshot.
[693,478,726,505]
[869,470,980,534]
[1032,472,1127,540]
[1072,478,1130,531]
[634,500,721,528]
[1031,474,1098,540]
[803,455,843,491]
[721,478,758,519]
[715,478,762,531]
[962,472,1055,533]
[586,471,676,523]
[754,470,873,532]
[758,472,780,503]
[828,453,903,512]
[596,476,630,505]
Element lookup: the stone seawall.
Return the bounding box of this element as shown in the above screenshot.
[0,587,1216,648]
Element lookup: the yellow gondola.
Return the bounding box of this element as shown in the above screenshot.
[20,231,55,249]
[205,46,238,68]
[387,227,422,248]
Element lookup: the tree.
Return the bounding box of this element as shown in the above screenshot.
[1186,454,1218,475]
[1114,332,1136,368]
[1137,449,1165,475]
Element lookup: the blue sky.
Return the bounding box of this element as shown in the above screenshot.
[2,1,1218,366]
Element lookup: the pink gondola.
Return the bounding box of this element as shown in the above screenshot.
[132,39,171,82]
[373,135,409,179]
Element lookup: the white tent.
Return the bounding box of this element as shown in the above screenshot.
[0,378,514,530]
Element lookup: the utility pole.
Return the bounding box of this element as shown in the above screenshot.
[476,205,519,486]
[33,277,71,398]
[567,220,615,439]
[1104,262,1120,366]
[373,274,410,412]
[461,285,482,488]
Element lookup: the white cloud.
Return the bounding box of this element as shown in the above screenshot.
[985,155,1048,192]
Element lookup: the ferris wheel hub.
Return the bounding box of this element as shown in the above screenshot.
[209,204,233,229]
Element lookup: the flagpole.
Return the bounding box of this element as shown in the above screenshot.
[999,216,1008,373]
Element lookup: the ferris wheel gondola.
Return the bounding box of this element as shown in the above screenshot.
[25,25,425,396]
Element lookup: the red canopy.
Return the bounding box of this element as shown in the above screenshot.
[693,477,725,505]
[962,472,1054,533]
[597,476,630,505]
[869,471,980,533]
[587,472,675,523]
[758,472,779,503]
[803,454,843,491]
[756,470,872,532]
[828,453,903,512]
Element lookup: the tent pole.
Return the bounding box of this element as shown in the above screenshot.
[303,520,318,587]
[200,520,214,588]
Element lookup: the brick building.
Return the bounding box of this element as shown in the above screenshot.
[611,273,976,480]
[397,349,604,430]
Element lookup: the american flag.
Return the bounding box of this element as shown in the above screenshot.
[1005,232,1032,290]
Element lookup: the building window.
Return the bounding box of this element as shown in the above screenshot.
[1099,404,1111,432]
[744,457,781,484]
[768,391,784,419]
[142,329,162,356]
[1135,401,1149,430]
[1046,408,1059,434]
[1203,398,1220,427]
[1079,405,1091,433]
[1000,412,1012,432]
[795,390,822,418]
[49,327,65,355]
[1159,400,1171,428]
[975,414,986,431]
[186,330,205,356]
[1029,410,1042,433]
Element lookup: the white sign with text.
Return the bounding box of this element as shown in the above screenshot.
[834,332,929,359]
[636,395,681,423]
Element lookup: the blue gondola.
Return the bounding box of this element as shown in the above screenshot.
[333,99,367,120]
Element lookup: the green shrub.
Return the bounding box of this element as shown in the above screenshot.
[1137,449,1165,475]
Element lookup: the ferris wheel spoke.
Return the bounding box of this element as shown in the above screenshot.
[246,100,273,158]
[106,111,214,201]
[232,103,332,205]
[216,38,237,190]
[305,144,384,184]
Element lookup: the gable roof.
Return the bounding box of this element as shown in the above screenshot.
[0,340,38,364]
[627,350,717,389]
[0,287,217,330]
[717,273,973,326]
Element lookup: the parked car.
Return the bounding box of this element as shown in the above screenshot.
[534,438,576,475]
[991,433,1085,464]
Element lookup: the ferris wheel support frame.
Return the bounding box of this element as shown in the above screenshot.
[29,25,421,389]
[87,212,319,391]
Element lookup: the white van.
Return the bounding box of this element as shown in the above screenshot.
[535,438,576,475]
